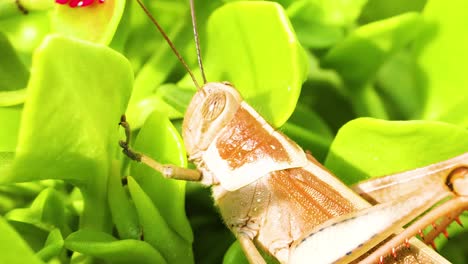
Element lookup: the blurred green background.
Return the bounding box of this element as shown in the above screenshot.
[0,0,467,263]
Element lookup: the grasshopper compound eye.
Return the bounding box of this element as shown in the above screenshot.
[201,93,227,121]
[182,82,243,155]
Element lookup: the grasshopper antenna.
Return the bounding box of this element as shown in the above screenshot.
[189,0,207,84]
[135,0,202,89]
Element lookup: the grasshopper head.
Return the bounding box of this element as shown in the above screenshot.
[183,82,243,157]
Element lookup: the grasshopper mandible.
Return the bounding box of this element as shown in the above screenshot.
[119,1,468,263]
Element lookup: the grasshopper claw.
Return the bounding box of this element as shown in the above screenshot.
[118,115,142,162]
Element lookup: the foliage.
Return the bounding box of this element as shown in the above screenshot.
[0,0,467,263]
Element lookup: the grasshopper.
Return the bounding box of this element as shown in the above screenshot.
[120,0,468,263]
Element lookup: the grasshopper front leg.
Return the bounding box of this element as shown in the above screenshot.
[119,115,201,181]
[239,233,268,264]
[119,115,268,263]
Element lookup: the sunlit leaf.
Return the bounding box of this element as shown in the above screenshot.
[323,12,424,88]
[2,35,133,233]
[64,229,167,264]
[127,176,193,263]
[52,0,126,44]
[415,0,468,126]
[203,1,308,127]
[287,0,367,48]
[130,111,193,243]
[0,216,44,264]
[0,31,29,92]
[326,118,468,185]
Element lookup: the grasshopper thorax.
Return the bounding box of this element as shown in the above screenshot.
[182,82,243,157]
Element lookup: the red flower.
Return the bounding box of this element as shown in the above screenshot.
[55,0,104,8]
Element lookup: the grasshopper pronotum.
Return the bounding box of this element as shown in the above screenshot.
[120,1,468,263]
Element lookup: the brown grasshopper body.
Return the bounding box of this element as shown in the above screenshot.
[182,82,369,262]
[121,1,468,263]
[179,81,468,264]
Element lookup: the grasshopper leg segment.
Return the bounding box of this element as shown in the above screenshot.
[238,233,267,264]
[118,115,202,182]
[360,166,468,264]
[359,196,468,264]
[119,115,142,162]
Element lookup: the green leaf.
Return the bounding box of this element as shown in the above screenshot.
[287,0,368,48]
[439,215,468,263]
[0,0,53,18]
[325,118,468,185]
[185,184,233,264]
[203,1,308,127]
[158,84,196,115]
[107,161,140,240]
[222,240,278,264]
[308,0,368,26]
[352,83,388,119]
[374,50,425,120]
[0,192,22,214]
[128,19,190,101]
[359,0,426,24]
[125,19,189,128]
[5,34,132,182]
[281,104,333,162]
[3,35,133,232]
[36,228,64,262]
[0,31,29,92]
[223,241,248,264]
[0,216,44,264]
[109,0,133,52]
[126,93,183,129]
[415,0,468,126]
[130,111,193,243]
[191,227,233,264]
[123,0,199,72]
[322,13,425,118]
[0,106,21,152]
[0,90,27,107]
[5,187,69,234]
[127,176,193,264]
[0,182,47,214]
[64,229,167,264]
[6,220,49,252]
[52,0,126,44]
[323,12,424,88]
[124,0,221,127]
[0,12,51,67]
[286,104,333,138]
[0,181,46,198]
[298,54,355,133]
